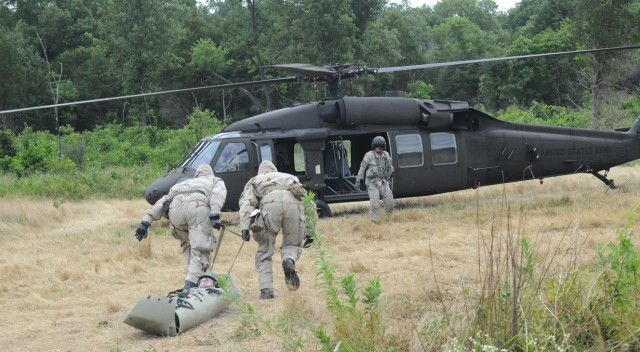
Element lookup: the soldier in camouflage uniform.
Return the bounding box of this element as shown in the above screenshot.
[355,136,394,223]
[238,160,306,299]
[134,164,227,294]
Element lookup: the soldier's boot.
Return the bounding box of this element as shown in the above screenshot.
[282,258,300,291]
[260,288,274,300]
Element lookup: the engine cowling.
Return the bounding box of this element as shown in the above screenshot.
[319,97,468,130]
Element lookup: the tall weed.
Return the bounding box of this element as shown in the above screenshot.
[593,200,640,348]
[304,193,402,351]
[437,194,640,351]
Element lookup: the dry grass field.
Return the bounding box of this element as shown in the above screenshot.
[1,165,640,351]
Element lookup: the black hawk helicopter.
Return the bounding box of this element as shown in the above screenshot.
[3,46,640,217]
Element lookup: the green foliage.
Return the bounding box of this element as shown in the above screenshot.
[4,126,61,175]
[0,129,17,171]
[0,109,222,200]
[437,198,640,351]
[491,27,578,108]
[497,103,590,128]
[594,201,640,344]
[216,193,403,350]
[428,16,500,102]
[190,38,231,73]
[2,0,640,130]
[303,193,398,351]
[405,80,434,99]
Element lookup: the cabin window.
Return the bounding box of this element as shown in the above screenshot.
[188,141,220,168]
[214,142,250,172]
[294,143,305,173]
[430,132,458,165]
[395,134,424,167]
[258,143,273,163]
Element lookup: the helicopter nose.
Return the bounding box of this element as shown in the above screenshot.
[144,187,159,204]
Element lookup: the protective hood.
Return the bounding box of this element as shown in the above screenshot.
[257,160,277,175]
[195,164,214,178]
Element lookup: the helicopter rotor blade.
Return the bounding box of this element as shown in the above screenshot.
[0,76,299,115]
[268,64,336,78]
[3,45,640,115]
[376,45,640,73]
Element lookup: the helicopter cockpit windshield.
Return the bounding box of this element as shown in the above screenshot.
[178,140,221,169]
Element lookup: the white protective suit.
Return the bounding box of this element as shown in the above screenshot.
[238,161,305,292]
[141,164,227,284]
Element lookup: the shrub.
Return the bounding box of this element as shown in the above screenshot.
[0,108,223,200]
[498,103,589,128]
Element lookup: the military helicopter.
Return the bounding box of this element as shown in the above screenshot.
[3,46,640,217]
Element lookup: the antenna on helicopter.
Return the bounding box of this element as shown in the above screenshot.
[253,122,265,132]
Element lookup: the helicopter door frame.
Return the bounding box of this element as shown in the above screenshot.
[253,140,275,165]
[388,131,424,197]
[425,131,465,193]
[389,130,466,197]
[211,138,257,211]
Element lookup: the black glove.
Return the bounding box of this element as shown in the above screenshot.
[135,221,151,241]
[359,180,366,191]
[209,213,222,230]
[241,229,250,242]
[303,234,314,248]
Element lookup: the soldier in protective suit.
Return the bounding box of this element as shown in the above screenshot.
[238,160,306,299]
[355,136,395,223]
[134,164,227,294]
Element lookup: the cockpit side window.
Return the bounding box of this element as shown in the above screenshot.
[188,141,220,168]
[214,142,250,173]
[259,143,273,163]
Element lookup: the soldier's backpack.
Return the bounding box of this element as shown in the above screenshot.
[161,198,172,219]
[289,183,307,199]
[161,190,207,219]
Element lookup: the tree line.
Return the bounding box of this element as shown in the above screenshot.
[1,0,640,134]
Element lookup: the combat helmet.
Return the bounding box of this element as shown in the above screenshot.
[371,136,386,150]
[197,272,218,287]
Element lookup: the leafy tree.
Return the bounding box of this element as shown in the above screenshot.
[0,26,49,132]
[57,46,122,130]
[368,6,432,95]
[481,26,577,109]
[405,80,434,99]
[0,129,17,168]
[427,17,499,102]
[350,0,386,40]
[571,0,640,127]
[34,0,98,58]
[190,38,242,121]
[97,0,186,125]
[0,2,15,28]
[206,0,275,113]
[0,28,26,112]
[432,0,501,32]
[505,0,573,37]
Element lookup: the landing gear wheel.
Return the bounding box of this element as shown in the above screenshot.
[315,199,332,218]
